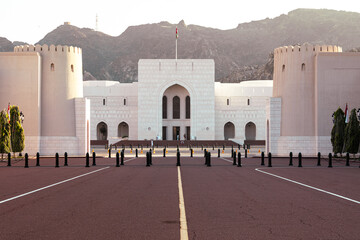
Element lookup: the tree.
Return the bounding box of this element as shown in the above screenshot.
[0,110,11,158]
[331,108,345,156]
[10,106,25,156]
[344,109,360,154]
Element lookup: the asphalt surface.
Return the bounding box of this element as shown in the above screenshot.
[0,154,359,240]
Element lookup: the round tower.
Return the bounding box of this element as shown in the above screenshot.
[273,43,342,136]
[14,44,83,137]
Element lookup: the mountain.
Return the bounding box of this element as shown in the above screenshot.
[1,9,360,82]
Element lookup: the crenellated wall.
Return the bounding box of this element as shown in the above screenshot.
[15,44,83,137]
[273,43,342,137]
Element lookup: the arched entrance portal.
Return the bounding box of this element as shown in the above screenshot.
[118,122,129,138]
[245,122,256,140]
[224,122,235,140]
[97,122,108,140]
[162,84,191,140]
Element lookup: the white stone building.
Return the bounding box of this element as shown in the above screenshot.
[84,59,273,144]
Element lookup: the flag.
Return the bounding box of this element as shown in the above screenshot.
[7,103,10,123]
[176,27,178,39]
[344,103,349,123]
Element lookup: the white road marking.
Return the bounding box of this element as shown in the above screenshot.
[255,168,360,205]
[0,167,110,205]
[220,157,233,163]
[177,166,189,240]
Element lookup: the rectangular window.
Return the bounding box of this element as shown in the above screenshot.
[124,98,126,106]
[162,126,167,140]
[103,99,106,106]
[247,99,250,106]
[227,99,230,106]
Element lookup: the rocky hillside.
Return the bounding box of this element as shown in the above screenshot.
[1,9,360,82]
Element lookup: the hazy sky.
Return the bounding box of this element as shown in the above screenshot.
[1,0,360,44]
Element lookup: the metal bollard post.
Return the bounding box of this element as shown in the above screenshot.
[328,153,333,168]
[163,148,166,157]
[136,148,138,158]
[204,150,207,165]
[233,151,236,165]
[116,152,120,167]
[204,149,207,157]
[36,152,40,166]
[218,148,220,158]
[245,148,247,158]
[289,152,293,166]
[298,152,302,167]
[64,152,68,166]
[207,152,211,167]
[212,146,214,150]
[55,152,59,168]
[176,151,181,166]
[237,152,242,167]
[346,152,350,166]
[190,148,193,158]
[85,152,90,167]
[261,152,265,166]
[149,150,152,165]
[268,152,272,167]
[317,152,321,166]
[24,153,29,168]
[223,145,225,150]
[108,148,111,158]
[7,153,11,166]
[231,148,234,158]
[146,152,150,167]
[121,150,124,165]
[92,152,96,166]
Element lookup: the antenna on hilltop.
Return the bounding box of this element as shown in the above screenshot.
[96,14,99,31]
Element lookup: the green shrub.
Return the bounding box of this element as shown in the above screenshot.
[331,108,345,155]
[344,109,360,154]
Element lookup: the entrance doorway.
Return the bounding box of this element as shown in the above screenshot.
[173,126,180,140]
[224,122,235,140]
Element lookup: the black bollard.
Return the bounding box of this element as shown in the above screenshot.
[213,146,214,150]
[55,152,59,168]
[346,152,350,166]
[218,148,220,158]
[238,144,240,150]
[24,153,29,168]
[36,152,40,166]
[233,152,236,165]
[328,153,333,168]
[317,152,321,166]
[298,152,302,167]
[7,153,11,166]
[204,149,207,157]
[116,152,120,167]
[231,148,234,158]
[146,152,150,167]
[85,152,90,167]
[204,150,208,165]
[92,152,96,166]
[136,148,138,158]
[289,152,293,166]
[237,152,242,167]
[261,152,265,166]
[245,148,247,158]
[176,151,181,166]
[121,150,124,165]
[163,148,166,157]
[223,145,225,150]
[190,148,193,158]
[64,152,68,166]
[207,152,211,167]
[108,148,111,158]
[149,150,153,165]
[268,152,272,167]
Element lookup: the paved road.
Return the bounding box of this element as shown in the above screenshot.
[0,156,359,239]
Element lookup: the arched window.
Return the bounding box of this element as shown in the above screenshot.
[301,63,305,71]
[71,64,74,72]
[97,122,108,140]
[118,122,129,138]
[162,96,167,119]
[224,122,235,140]
[50,63,55,71]
[185,96,190,119]
[282,64,285,72]
[227,99,230,106]
[173,96,180,119]
[103,99,106,106]
[245,122,256,140]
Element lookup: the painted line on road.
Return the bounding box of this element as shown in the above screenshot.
[255,168,360,205]
[0,167,110,205]
[220,157,233,163]
[124,157,136,163]
[177,166,189,240]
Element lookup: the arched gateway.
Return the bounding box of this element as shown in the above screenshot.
[162,84,191,140]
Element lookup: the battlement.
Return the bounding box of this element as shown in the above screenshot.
[14,44,82,55]
[274,43,342,55]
